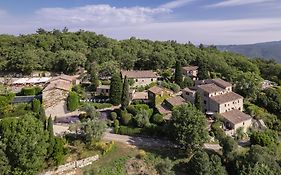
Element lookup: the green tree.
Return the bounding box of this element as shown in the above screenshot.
[0,114,48,174]
[188,150,211,175]
[250,129,278,147]
[134,109,150,128]
[38,107,47,126]
[234,71,262,99]
[52,137,66,166]
[238,145,281,175]
[90,62,99,91]
[109,73,123,105]
[198,64,210,80]
[81,103,100,120]
[220,136,238,158]
[47,117,55,157]
[67,91,79,111]
[175,60,183,85]
[194,92,204,112]
[121,76,130,109]
[210,154,227,175]
[180,76,194,88]
[156,158,175,175]
[121,110,132,126]
[170,104,208,150]
[80,119,107,144]
[32,99,41,113]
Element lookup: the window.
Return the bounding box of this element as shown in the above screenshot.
[135,79,138,82]
[204,100,207,104]
[151,78,154,81]
[225,104,227,107]
[243,122,245,125]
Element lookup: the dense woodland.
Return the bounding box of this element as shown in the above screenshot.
[0,28,280,84]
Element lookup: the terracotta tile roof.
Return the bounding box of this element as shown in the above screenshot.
[182,87,196,94]
[148,86,164,94]
[43,80,72,92]
[156,104,172,115]
[182,66,198,71]
[211,78,232,88]
[198,84,225,94]
[166,96,186,107]
[50,75,75,83]
[121,70,157,78]
[221,110,251,125]
[210,92,243,104]
[132,92,149,100]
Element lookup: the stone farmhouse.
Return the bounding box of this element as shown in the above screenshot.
[43,75,77,118]
[181,65,198,80]
[121,70,158,87]
[182,78,252,135]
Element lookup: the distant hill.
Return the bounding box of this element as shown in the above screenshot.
[217,41,281,63]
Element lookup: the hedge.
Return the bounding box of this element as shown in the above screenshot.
[67,92,79,112]
[118,126,142,136]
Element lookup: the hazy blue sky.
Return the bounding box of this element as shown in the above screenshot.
[0,0,280,44]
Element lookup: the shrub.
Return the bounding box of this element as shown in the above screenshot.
[94,141,115,155]
[170,83,180,92]
[121,110,132,126]
[111,112,117,120]
[137,150,147,159]
[118,126,142,136]
[34,86,42,95]
[114,126,119,134]
[32,99,41,113]
[250,129,278,147]
[67,92,79,111]
[152,114,164,124]
[113,119,119,127]
[91,103,112,109]
[126,105,138,116]
[21,87,35,96]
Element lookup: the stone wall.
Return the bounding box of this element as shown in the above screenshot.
[41,155,99,175]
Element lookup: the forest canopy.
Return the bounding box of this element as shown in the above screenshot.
[0,29,280,87]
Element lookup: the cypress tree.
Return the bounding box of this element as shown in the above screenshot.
[121,76,130,109]
[194,92,204,112]
[110,72,123,105]
[32,99,41,113]
[90,62,99,91]
[38,107,47,128]
[47,117,55,157]
[67,92,79,111]
[175,60,183,85]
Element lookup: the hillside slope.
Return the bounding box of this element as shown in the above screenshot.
[218,41,281,63]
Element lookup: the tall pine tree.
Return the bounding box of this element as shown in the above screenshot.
[174,60,183,85]
[121,76,130,109]
[194,92,203,112]
[110,72,123,105]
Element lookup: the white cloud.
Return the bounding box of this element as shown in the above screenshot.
[160,0,194,9]
[85,18,281,45]
[36,4,170,27]
[207,0,275,8]
[0,4,281,44]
